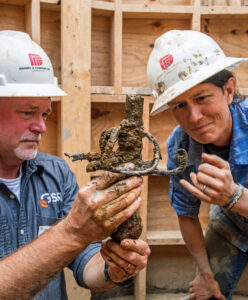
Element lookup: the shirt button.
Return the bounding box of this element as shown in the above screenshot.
[9,194,15,199]
[20,229,24,235]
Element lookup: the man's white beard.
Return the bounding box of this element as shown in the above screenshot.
[13,134,41,161]
[14,147,38,160]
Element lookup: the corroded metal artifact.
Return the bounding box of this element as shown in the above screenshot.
[65,95,187,242]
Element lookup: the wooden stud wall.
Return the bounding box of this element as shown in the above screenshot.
[0,0,248,299]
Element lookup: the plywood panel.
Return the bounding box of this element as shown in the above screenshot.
[149,106,177,168]
[148,176,210,231]
[147,245,195,291]
[201,16,248,88]
[148,176,177,231]
[91,103,126,152]
[122,18,191,87]
[0,4,25,30]
[92,15,111,86]
[41,9,61,83]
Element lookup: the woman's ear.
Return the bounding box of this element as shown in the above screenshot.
[224,77,236,105]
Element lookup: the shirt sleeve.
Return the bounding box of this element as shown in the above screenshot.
[68,242,102,288]
[59,160,102,287]
[167,129,201,218]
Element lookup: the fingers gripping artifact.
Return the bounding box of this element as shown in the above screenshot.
[65,95,187,243]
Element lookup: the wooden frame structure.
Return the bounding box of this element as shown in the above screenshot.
[1,0,248,299]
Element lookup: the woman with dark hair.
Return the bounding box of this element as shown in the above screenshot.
[147,30,248,299]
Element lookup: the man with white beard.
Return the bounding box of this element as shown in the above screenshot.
[0,30,150,299]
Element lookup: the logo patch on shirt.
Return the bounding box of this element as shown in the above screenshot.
[39,192,62,208]
[39,199,48,208]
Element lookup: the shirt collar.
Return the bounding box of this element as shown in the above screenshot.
[22,153,44,176]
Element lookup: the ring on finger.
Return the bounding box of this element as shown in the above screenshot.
[126,263,131,269]
[201,184,207,193]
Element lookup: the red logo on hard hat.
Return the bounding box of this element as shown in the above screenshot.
[160,54,173,70]
[28,53,43,66]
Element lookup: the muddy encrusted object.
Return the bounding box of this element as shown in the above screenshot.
[111,213,142,243]
[65,95,188,242]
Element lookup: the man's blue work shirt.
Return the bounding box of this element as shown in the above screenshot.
[0,152,101,299]
[167,98,248,252]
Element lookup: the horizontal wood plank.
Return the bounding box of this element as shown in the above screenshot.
[147,230,185,245]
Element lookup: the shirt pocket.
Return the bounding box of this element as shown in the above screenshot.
[0,216,12,258]
[36,215,62,236]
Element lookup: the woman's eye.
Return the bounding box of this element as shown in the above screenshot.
[172,102,185,111]
[177,103,185,109]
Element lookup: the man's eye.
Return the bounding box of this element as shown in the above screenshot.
[21,111,32,117]
[198,96,206,101]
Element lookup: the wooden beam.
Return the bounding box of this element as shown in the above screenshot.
[191,0,201,31]
[25,0,40,44]
[91,0,115,11]
[147,230,185,245]
[135,269,146,300]
[110,0,122,94]
[230,0,241,5]
[91,86,115,95]
[91,94,126,103]
[91,86,152,95]
[122,87,151,95]
[201,6,248,14]
[122,4,193,14]
[61,0,91,186]
[134,96,150,300]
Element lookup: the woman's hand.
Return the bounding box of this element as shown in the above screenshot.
[180,153,237,207]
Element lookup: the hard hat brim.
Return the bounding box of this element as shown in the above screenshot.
[0,83,67,97]
[150,56,248,116]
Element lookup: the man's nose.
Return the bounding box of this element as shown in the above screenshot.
[30,117,47,134]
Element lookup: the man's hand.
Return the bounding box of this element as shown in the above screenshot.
[64,168,143,247]
[180,153,237,207]
[100,239,151,283]
[189,273,225,300]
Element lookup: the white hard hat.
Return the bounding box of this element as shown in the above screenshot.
[0,30,66,97]
[147,30,247,115]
